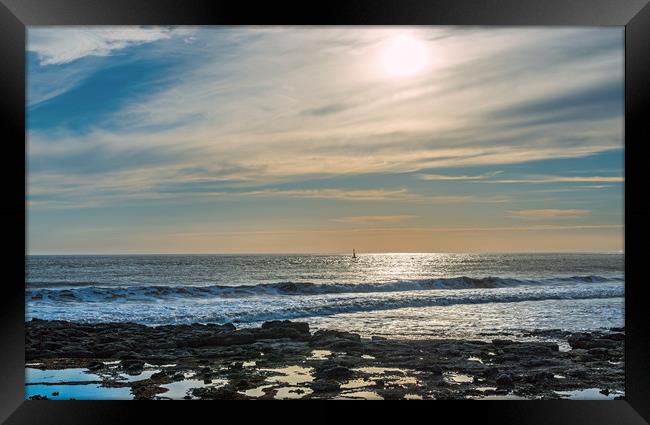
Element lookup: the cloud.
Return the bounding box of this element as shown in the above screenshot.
[241,188,410,201]
[487,176,624,184]
[301,103,352,116]
[418,171,503,181]
[491,79,623,126]
[531,185,611,193]
[27,27,623,212]
[172,223,621,238]
[232,189,507,204]
[28,27,192,65]
[26,182,510,210]
[331,215,417,225]
[506,209,591,219]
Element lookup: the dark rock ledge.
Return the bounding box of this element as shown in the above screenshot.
[25,319,624,400]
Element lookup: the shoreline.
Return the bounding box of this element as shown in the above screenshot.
[25,319,625,400]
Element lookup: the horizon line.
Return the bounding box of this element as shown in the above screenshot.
[26,250,625,256]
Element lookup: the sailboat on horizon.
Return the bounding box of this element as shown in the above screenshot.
[352,249,357,259]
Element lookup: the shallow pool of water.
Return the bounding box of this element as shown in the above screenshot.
[26,368,101,384]
[474,393,529,400]
[308,350,332,360]
[337,390,383,400]
[474,386,498,392]
[117,370,161,382]
[159,378,228,399]
[241,384,274,398]
[274,386,313,400]
[263,365,314,385]
[444,372,474,384]
[556,388,624,400]
[341,378,375,389]
[25,383,132,400]
[404,393,423,400]
[355,367,405,374]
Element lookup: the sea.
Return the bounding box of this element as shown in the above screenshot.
[25,253,624,341]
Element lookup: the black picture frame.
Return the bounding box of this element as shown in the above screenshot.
[1,0,649,423]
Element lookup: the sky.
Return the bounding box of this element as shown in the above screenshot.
[26,26,624,254]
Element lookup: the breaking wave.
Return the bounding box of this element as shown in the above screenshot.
[26,275,623,303]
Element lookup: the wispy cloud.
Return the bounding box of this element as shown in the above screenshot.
[233,189,508,204]
[487,176,624,184]
[532,185,611,193]
[238,188,411,202]
[418,171,503,181]
[28,27,193,65]
[331,215,417,225]
[507,209,591,219]
[172,223,621,238]
[26,182,510,209]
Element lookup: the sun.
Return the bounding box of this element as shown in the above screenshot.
[381,34,429,77]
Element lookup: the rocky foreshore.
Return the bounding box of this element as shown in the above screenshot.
[25,319,625,400]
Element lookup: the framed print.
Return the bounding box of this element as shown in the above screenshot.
[1,0,649,423]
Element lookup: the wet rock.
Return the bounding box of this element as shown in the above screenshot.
[523,358,560,367]
[256,327,310,341]
[603,333,625,341]
[314,362,354,380]
[117,351,138,360]
[492,339,515,347]
[482,367,499,377]
[327,340,364,352]
[87,361,104,371]
[131,382,169,399]
[97,335,120,344]
[591,338,618,349]
[588,348,609,358]
[311,379,340,393]
[220,331,259,345]
[192,385,246,400]
[151,370,169,380]
[44,342,62,350]
[379,388,404,400]
[532,371,554,382]
[29,395,48,400]
[496,374,513,387]
[261,320,309,334]
[567,332,621,350]
[567,333,591,349]
[121,359,145,373]
[61,350,94,358]
[207,323,236,332]
[567,369,588,378]
[311,330,361,345]
[421,365,443,375]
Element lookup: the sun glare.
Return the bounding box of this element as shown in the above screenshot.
[381,34,429,77]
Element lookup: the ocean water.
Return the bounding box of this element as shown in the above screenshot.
[26,253,624,339]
